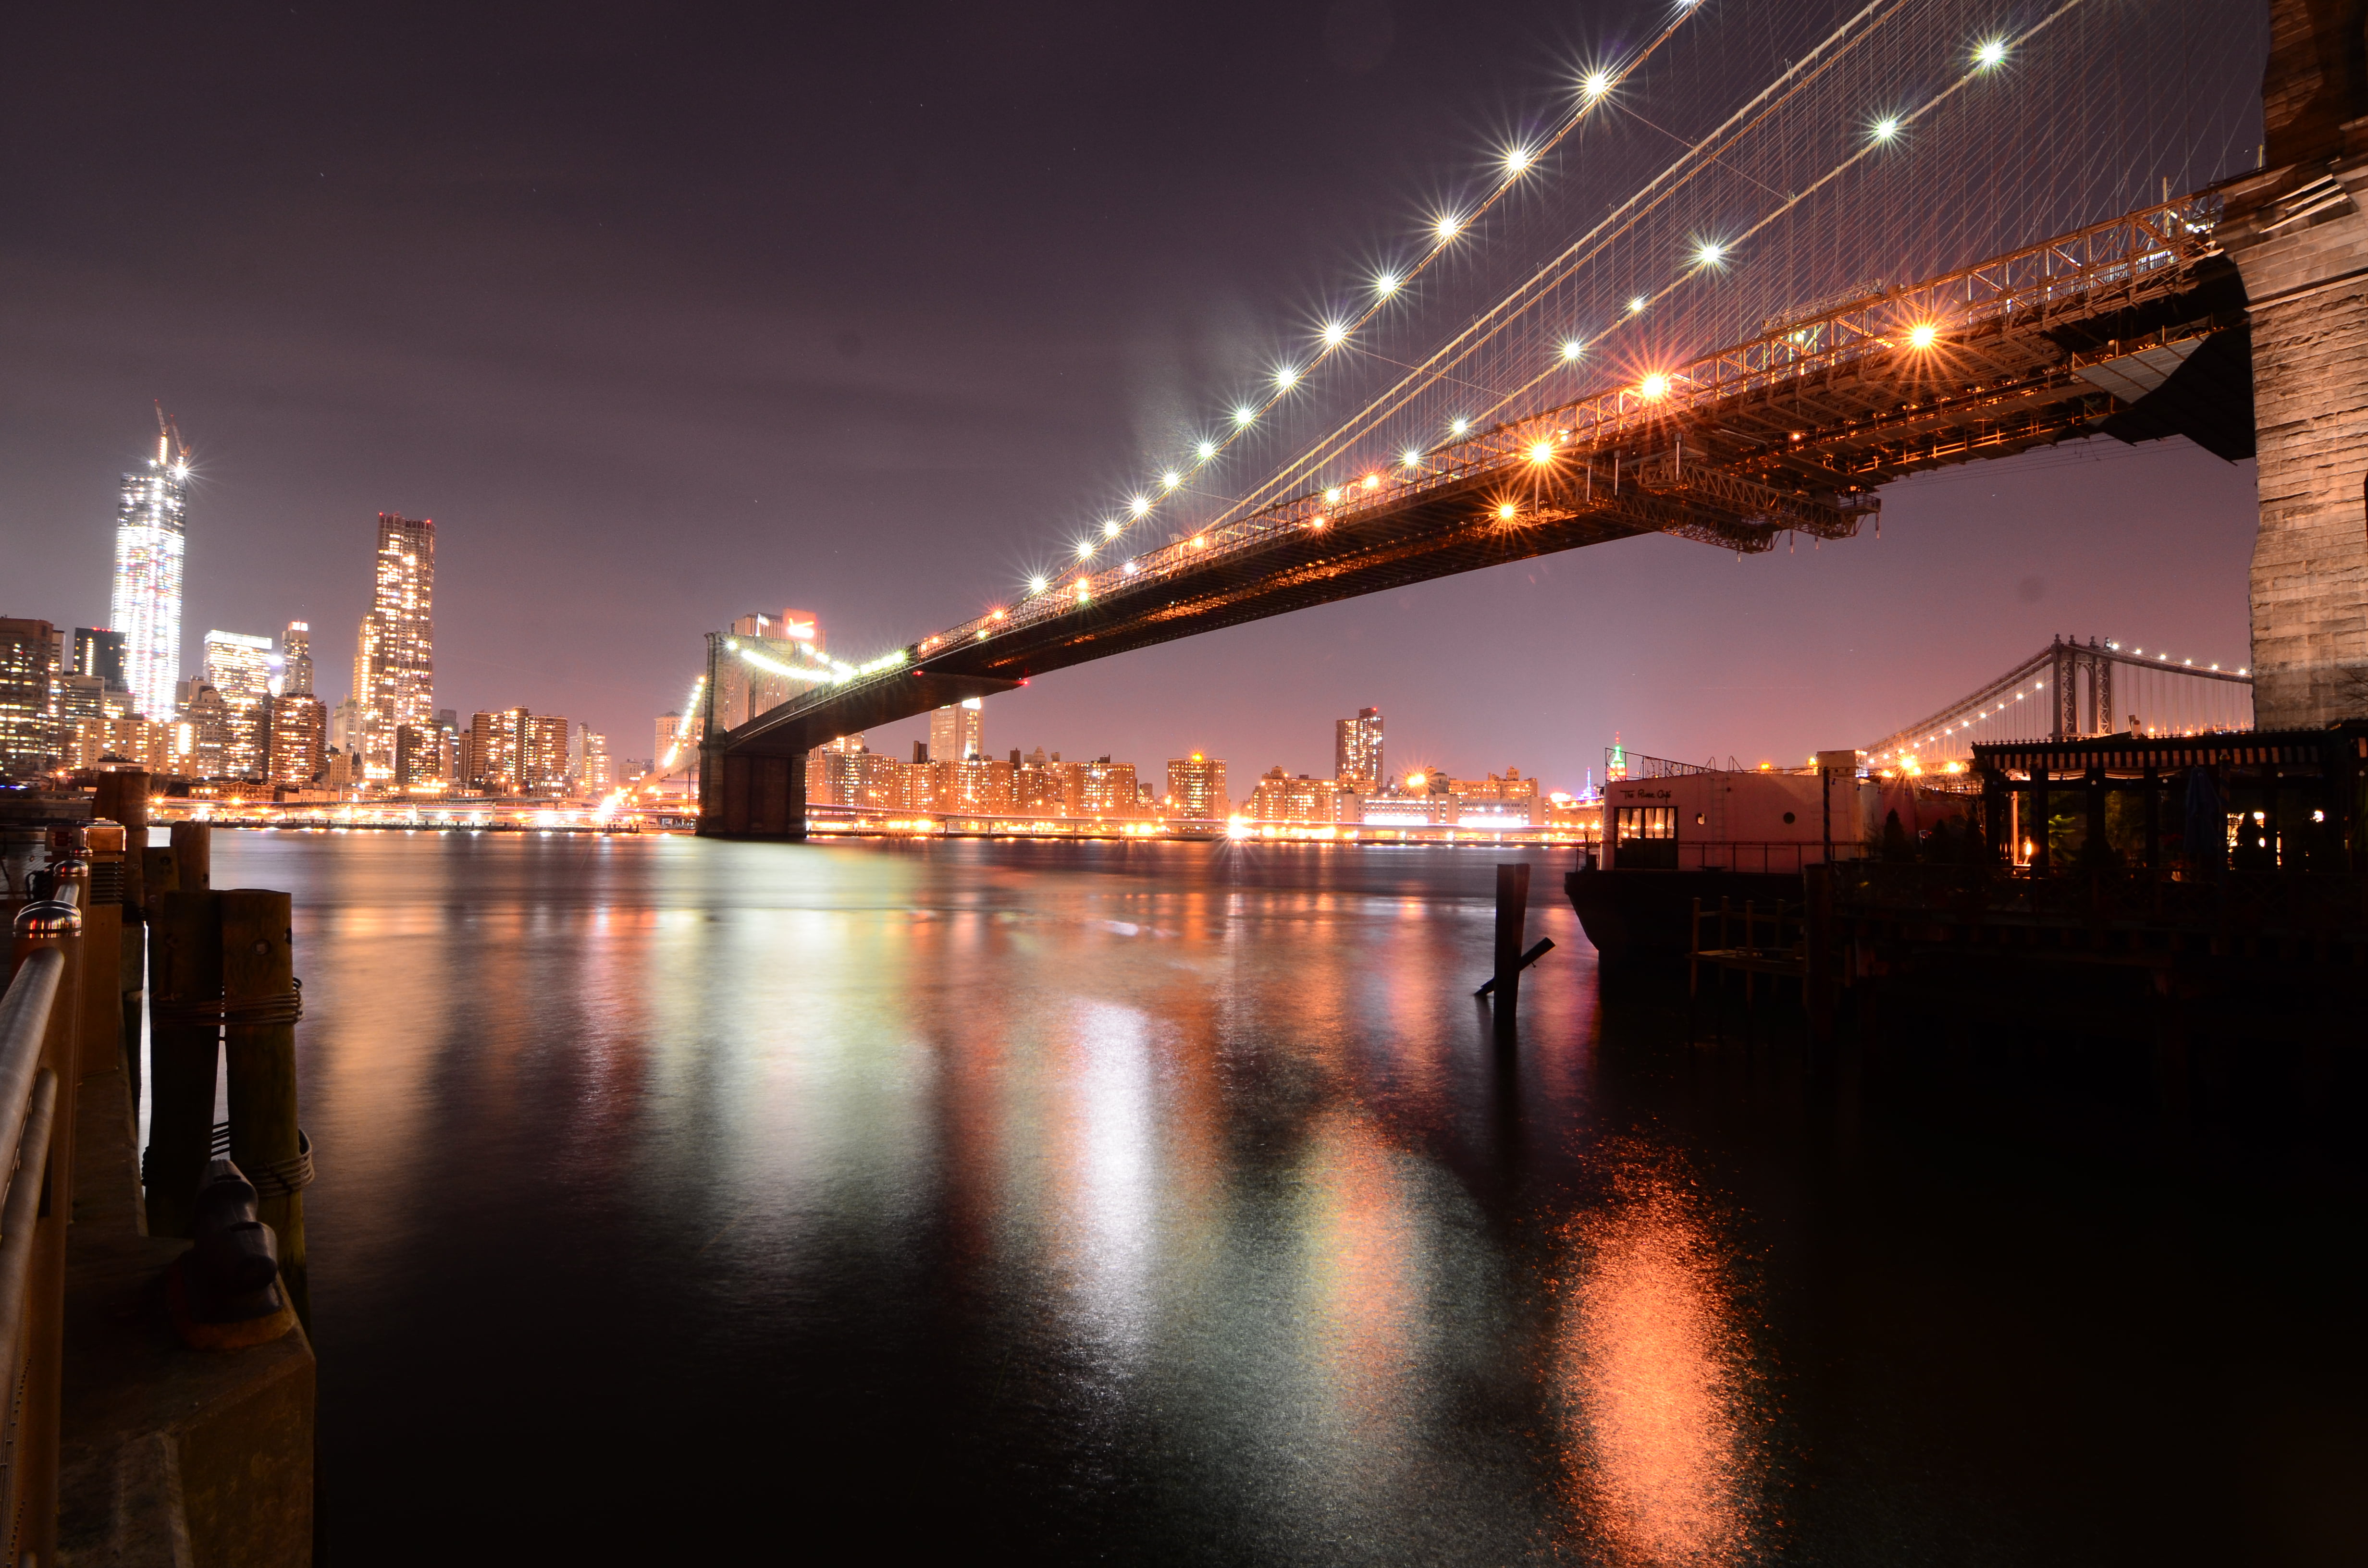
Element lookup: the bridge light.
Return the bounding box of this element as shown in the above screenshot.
[1029,575,1048,594]
[1496,501,1517,520]
[1974,37,2007,69]
[1191,535,1207,549]
[1528,441,1554,464]
[1402,449,1421,467]
[1076,540,1094,559]
[1504,145,1535,175]
[1560,339,1584,361]
[1434,212,1463,241]
[1873,117,1900,142]
[1363,473,1380,489]
[1320,320,1348,348]
[1161,470,1180,490]
[1103,519,1121,538]
[1582,70,1613,100]
[1628,294,1648,314]
[1274,365,1300,390]
[1196,441,1215,460]
[1130,494,1151,515]
[1233,404,1257,427]
[1325,487,1343,503]
[1696,241,1726,267]
[1908,322,1938,349]
[1451,417,1470,436]
[1639,372,1671,399]
[1373,270,1400,297]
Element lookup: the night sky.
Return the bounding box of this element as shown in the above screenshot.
[2,1,2268,789]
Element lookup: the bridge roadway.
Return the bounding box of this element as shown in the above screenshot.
[703,195,2251,837]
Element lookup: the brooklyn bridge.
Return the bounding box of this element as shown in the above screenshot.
[693,0,2366,838]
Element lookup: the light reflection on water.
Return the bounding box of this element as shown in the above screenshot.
[200,830,2339,1566]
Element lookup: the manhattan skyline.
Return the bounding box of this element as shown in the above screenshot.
[2,2,2267,788]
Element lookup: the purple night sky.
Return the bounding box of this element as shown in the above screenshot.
[2,2,2266,790]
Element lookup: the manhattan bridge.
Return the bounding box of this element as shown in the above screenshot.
[678,0,2364,837]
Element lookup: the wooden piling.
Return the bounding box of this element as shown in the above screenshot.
[220,889,306,1321]
[1492,863,1530,1035]
[147,890,221,1239]
[170,821,211,893]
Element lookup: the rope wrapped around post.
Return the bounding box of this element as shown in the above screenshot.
[148,976,303,1029]
[209,1123,314,1200]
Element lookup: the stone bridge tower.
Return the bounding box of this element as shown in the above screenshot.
[2221,0,2368,725]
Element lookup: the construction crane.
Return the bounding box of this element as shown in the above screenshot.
[153,400,189,470]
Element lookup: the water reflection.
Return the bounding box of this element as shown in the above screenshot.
[1554,1152,1763,1565]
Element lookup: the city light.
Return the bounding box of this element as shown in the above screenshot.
[1909,322,1939,349]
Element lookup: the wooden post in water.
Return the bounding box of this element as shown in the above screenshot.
[1491,863,1530,1037]
[221,889,307,1321]
[170,820,211,893]
[147,889,221,1238]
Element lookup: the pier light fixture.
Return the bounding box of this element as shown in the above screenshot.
[1528,440,1554,463]
[1103,519,1122,538]
[1130,494,1152,516]
[1234,404,1257,427]
[1909,322,1939,349]
[1975,37,2007,69]
[1451,417,1470,436]
[1029,575,1049,594]
[1561,339,1585,361]
[1640,372,1671,399]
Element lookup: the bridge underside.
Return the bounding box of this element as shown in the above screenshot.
[704,196,2266,839]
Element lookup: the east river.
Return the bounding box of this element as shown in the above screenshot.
[203,831,2356,1565]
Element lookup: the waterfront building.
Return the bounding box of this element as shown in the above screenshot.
[520,714,569,794]
[350,512,435,779]
[1058,757,1138,818]
[930,699,984,763]
[468,709,523,793]
[271,693,326,787]
[1244,767,1362,824]
[0,618,57,776]
[808,735,907,808]
[281,621,314,695]
[1449,767,1542,827]
[327,696,359,756]
[109,430,189,719]
[204,630,275,779]
[1334,707,1384,792]
[73,627,129,692]
[1165,753,1228,820]
[934,755,1015,812]
[394,723,443,793]
[181,684,229,780]
[654,712,687,776]
[574,729,612,794]
[1013,752,1061,815]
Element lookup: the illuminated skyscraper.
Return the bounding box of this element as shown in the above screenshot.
[350,513,435,777]
[109,426,190,719]
[203,630,276,780]
[281,621,314,695]
[929,698,983,762]
[1334,707,1384,790]
[1165,753,1228,819]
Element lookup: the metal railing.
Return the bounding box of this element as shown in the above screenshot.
[0,870,82,1566]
